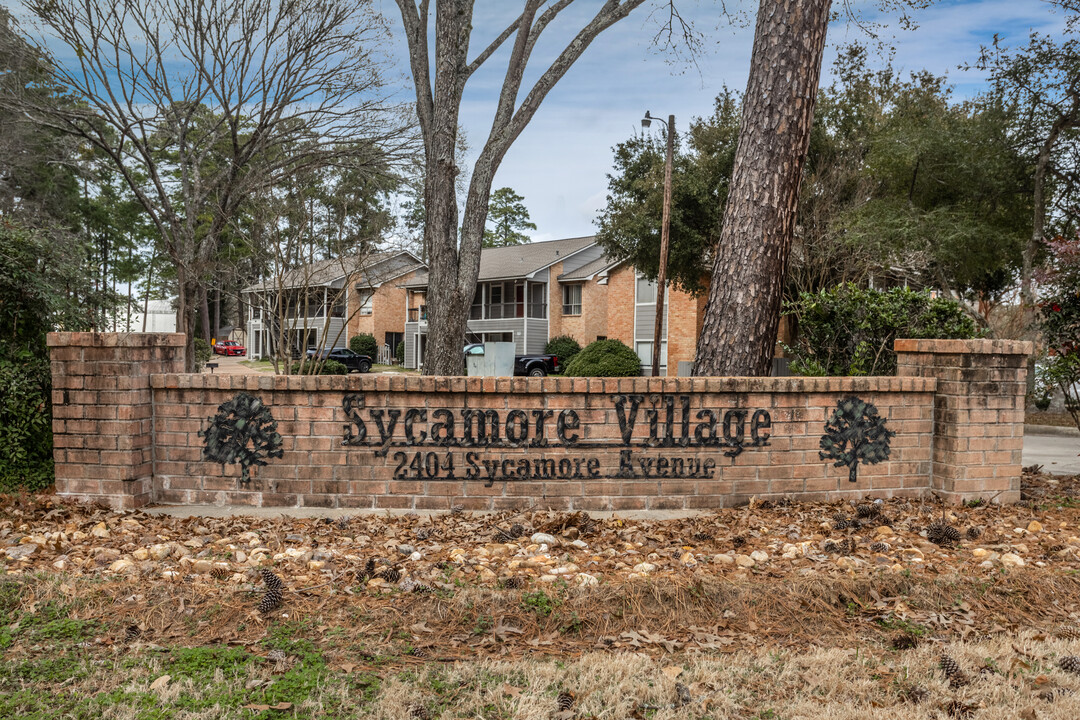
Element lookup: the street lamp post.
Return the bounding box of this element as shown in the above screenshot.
[641,111,674,378]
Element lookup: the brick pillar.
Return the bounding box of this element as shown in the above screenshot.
[895,338,1032,504]
[47,332,186,509]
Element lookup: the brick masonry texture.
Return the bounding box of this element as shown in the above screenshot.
[47,334,1031,510]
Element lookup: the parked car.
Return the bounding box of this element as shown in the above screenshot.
[213,340,246,356]
[306,347,372,373]
[463,343,561,377]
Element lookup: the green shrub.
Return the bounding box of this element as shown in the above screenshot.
[0,350,53,491]
[289,359,348,375]
[349,333,377,358]
[396,340,405,364]
[193,338,212,371]
[544,335,582,370]
[783,284,980,377]
[563,339,641,377]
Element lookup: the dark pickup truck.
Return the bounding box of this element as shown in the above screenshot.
[464,344,561,377]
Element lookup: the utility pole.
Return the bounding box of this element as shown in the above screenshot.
[642,111,675,377]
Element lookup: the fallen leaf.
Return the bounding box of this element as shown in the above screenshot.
[501,683,522,698]
[662,665,684,680]
[149,674,171,691]
[336,662,357,674]
[410,621,433,634]
[1019,706,1037,720]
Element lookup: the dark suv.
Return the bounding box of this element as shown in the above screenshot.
[306,347,372,373]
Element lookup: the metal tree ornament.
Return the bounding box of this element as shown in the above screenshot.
[199,393,284,483]
[819,396,895,483]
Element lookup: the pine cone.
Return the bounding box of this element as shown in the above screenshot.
[1058,656,1080,674]
[124,625,141,643]
[731,536,746,548]
[378,567,401,584]
[823,539,839,553]
[335,516,351,531]
[503,576,526,589]
[945,700,976,718]
[674,682,692,707]
[267,649,287,663]
[834,519,851,531]
[1056,624,1080,640]
[409,705,431,720]
[356,558,376,582]
[450,505,465,515]
[210,566,230,580]
[891,633,918,650]
[411,583,433,594]
[870,541,890,554]
[414,527,433,541]
[260,568,283,591]
[939,654,968,687]
[965,526,982,540]
[258,586,282,613]
[1040,686,1074,702]
[927,521,961,546]
[692,531,713,541]
[556,690,575,712]
[856,503,880,519]
[840,538,856,555]
[408,646,428,658]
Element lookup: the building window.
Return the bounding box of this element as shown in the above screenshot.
[528,282,547,318]
[636,275,656,304]
[357,290,373,315]
[635,341,667,368]
[562,284,582,316]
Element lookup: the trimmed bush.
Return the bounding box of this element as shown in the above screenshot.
[290,359,348,375]
[396,340,405,365]
[783,284,980,377]
[563,339,641,377]
[350,333,377,358]
[544,335,582,370]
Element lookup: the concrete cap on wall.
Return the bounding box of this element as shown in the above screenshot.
[894,338,1034,356]
[47,332,187,347]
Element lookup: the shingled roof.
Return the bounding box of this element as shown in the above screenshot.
[557,254,623,281]
[244,251,422,292]
[405,236,597,287]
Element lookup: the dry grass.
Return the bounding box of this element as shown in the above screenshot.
[9,632,1080,718]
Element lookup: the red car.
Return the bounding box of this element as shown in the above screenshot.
[213,340,246,356]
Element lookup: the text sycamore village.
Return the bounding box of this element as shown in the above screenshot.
[342,394,773,484]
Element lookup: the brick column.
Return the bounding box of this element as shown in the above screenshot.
[47,332,186,509]
[895,338,1032,504]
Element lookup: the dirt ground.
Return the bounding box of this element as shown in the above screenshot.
[5,474,1080,718]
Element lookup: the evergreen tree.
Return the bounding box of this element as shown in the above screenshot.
[483,188,536,248]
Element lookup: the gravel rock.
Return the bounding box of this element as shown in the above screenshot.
[1001,553,1025,567]
[4,544,37,561]
[735,554,755,568]
[530,533,557,547]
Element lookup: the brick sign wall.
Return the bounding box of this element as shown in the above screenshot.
[46,333,1031,510]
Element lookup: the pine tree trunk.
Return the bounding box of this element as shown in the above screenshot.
[694,0,832,377]
[848,463,857,483]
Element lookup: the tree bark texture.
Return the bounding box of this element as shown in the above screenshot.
[694,0,832,377]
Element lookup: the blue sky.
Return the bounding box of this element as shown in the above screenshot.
[376,0,1069,242]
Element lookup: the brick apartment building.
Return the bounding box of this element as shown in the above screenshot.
[243,250,424,361]
[402,236,707,376]
[244,237,708,375]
